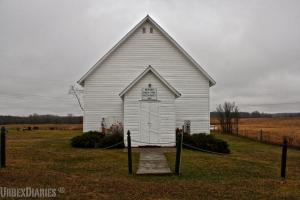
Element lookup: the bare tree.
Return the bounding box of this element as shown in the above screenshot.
[69,85,84,111]
[216,102,240,134]
[233,106,240,134]
[216,104,225,132]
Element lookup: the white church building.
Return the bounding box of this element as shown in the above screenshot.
[78,15,216,147]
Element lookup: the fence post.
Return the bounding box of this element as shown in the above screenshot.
[281,138,288,178]
[175,130,183,175]
[127,130,132,175]
[0,126,6,168]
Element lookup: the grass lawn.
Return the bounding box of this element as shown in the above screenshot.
[0,130,299,199]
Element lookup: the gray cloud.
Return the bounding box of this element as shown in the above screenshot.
[0,0,299,115]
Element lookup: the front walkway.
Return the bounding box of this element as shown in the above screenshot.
[136,148,173,175]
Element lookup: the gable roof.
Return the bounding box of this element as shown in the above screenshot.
[78,15,216,87]
[119,65,181,98]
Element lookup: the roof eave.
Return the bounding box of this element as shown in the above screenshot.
[146,16,216,87]
[209,80,216,87]
[78,15,216,87]
[77,15,150,86]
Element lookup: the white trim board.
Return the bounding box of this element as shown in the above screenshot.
[119,65,181,98]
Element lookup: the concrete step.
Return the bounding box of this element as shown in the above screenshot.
[136,148,172,175]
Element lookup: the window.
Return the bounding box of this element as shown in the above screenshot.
[142,27,146,33]
[150,27,153,33]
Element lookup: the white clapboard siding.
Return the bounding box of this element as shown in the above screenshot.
[83,21,210,134]
[123,71,176,147]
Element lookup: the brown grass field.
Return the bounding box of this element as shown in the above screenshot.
[211,117,300,148]
[5,124,83,131]
[4,117,300,147]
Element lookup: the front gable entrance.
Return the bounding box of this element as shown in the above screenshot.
[140,101,160,144]
[120,65,181,147]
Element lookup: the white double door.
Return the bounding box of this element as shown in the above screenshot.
[139,101,160,145]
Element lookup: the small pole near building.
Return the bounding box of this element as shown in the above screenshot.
[127,130,132,175]
[0,126,6,168]
[281,138,288,178]
[175,129,183,175]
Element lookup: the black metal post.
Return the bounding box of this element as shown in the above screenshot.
[127,130,132,175]
[281,138,288,178]
[260,129,263,142]
[175,131,183,175]
[0,126,6,168]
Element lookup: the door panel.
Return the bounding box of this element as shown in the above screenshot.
[139,101,160,145]
[140,102,150,143]
[149,103,159,143]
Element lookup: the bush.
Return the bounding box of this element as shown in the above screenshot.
[71,131,105,148]
[96,133,124,148]
[183,133,230,154]
[71,131,124,149]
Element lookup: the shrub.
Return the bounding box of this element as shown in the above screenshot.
[96,133,124,148]
[71,131,105,148]
[71,131,124,149]
[183,133,230,154]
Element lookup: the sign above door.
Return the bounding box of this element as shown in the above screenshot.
[141,84,157,100]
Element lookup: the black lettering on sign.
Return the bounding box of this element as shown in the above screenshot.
[141,84,157,100]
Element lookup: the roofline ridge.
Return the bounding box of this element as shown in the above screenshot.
[77,16,215,87]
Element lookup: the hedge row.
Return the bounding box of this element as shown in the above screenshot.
[71,131,230,154]
[71,131,124,148]
[183,133,230,153]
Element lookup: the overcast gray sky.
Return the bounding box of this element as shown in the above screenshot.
[1,0,300,116]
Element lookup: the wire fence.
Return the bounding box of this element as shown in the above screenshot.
[103,141,125,149]
[130,139,176,145]
[130,138,227,155]
[214,128,300,149]
[182,143,227,155]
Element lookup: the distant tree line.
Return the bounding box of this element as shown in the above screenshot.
[211,111,300,118]
[0,114,83,125]
[1,110,299,125]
